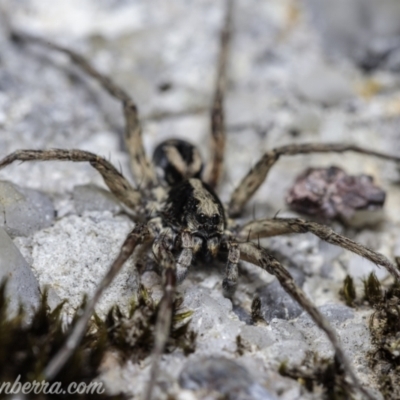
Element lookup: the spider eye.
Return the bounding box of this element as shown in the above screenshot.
[212,214,220,225]
[196,213,207,224]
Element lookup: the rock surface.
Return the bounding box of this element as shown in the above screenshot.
[0,0,399,399]
[0,227,40,319]
[179,357,277,400]
[304,0,400,70]
[0,180,55,237]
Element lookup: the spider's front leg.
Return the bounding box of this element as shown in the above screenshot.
[228,142,400,217]
[144,229,180,400]
[203,0,234,189]
[235,240,375,400]
[175,230,202,282]
[10,30,158,188]
[0,149,142,213]
[44,223,152,381]
[237,217,400,281]
[144,228,240,399]
[222,241,240,298]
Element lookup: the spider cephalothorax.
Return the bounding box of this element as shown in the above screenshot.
[162,177,225,257]
[2,2,400,400]
[151,140,227,269]
[150,161,228,282]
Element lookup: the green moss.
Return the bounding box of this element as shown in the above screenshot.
[235,335,246,356]
[0,280,121,399]
[367,277,400,399]
[93,286,196,362]
[363,272,382,306]
[250,295,262,323]
[339,275,356,307]
[0,280,196,399]
[278,352,354,399]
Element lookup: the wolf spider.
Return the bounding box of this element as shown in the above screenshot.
[2,1,400,399]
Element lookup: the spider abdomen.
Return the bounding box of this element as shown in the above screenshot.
[153,139,204,186]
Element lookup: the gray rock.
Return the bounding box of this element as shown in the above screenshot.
[0,180,55,237]
[346,252,389,282]
[28,212,138,317]
[239,325,274,350]
[263,339,310,368]
[385,47,400,71]
[256,268,305,322]
[298,303,354,327]
[292,62,354,106]
[179,357,277,400]
[73,184,122,215]
[268,233,325,276]
[394,237,400,259]
[0,227,40,318]
[181,285,242,354]
[337,321,372,358]
[304,0,400,70]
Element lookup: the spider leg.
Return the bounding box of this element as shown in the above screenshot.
[144,233,178,400]
[228,142,400,216]
[176,230,202,283]
[44,224,152,381]
[237,217,400,281]
[236,240,374,400]
[0,149,142,212]
[203,0,234,189]
[10,30,157,188]
[222,241,240,298]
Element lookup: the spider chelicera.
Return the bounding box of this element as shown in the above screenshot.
[1,1,400,399]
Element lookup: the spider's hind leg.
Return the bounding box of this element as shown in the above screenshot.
[10,30,157,189]
[237,241,374,400]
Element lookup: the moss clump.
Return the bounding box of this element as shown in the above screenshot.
[366,277,400,399]
[93,286,196,363]
[0,281,196,399]
[278,352,354,400]
[0,280,122,399]
[250,295,263,323]
[363,272,382,306]
[339,275,357,307]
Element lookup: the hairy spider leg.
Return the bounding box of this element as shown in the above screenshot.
[229,142,400,216]
[204,0,234,189]
[143,233,177,400]
[237,240,375,400]
[44,224,152,381]
[237,217,400,281]
[0,149,142,212]
[11,30,158,188]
